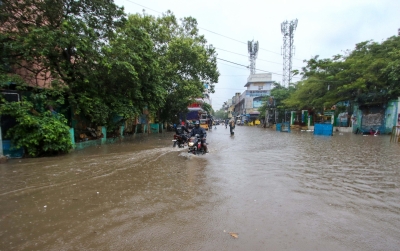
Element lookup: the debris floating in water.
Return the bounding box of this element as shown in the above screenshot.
[229,232,238,239]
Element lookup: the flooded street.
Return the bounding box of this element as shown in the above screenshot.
[1,126,400,251]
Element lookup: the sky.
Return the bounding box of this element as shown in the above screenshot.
[113,0,400,111]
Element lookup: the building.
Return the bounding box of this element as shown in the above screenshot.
[185,82,212,121]
[233,73,274,122]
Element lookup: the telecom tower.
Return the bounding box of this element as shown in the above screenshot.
[281,19,298,87]
[248,40,259,75]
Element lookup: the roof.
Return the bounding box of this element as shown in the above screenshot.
[244,73,273,87]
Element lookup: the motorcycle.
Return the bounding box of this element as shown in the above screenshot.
[172,133,188,148]
[187,134,206,155]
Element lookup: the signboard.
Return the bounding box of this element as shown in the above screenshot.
[188,102,201,108]
[253,99,263,108]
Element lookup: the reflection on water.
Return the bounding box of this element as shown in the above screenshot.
[0,127,399,250]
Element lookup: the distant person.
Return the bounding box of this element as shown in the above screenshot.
[229,119,235,135]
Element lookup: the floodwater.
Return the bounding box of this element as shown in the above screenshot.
[0,126,400,251]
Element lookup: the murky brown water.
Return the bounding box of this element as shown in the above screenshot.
[1,126,399,251]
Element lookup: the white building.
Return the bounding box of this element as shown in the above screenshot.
[233,73,274,121]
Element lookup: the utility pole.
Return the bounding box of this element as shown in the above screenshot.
[281,19,298,87]
[248,40,259,75]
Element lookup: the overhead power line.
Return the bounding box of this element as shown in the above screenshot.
[201,27,303,61]
[215,47,303,68]
[123,0,162,14]
[199,27,246,45]
[218,61,249,71]
[120,1,348,84]
[217,57,301,79]
[120,0,304,61]
[216,47,279,64]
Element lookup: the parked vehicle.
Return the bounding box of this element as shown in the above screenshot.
[187,134,206,155]
[200,119,209,130]
[172,133,189,148]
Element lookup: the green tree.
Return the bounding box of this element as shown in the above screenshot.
[1,2,220,137]
[128,11,219,122]
[201,102,212,115]
[338,37,400,104]
[258,82,295,113]
[0,99,72,157]
[83,15,165,130]
[214,108,228,120]
[0,0,126,124]
[286,36,400,111]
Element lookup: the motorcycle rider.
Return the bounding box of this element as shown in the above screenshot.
[175,121,190,142]
[190,120,209,153]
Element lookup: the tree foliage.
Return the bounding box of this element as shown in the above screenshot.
[1,1,220,156]
[257,82,296,114]
[127,11,219,121]
[283,36,400,111]
[1,2,219,124]
[0,100,72,157]
[214,108,228,120]
[1,0,126,123]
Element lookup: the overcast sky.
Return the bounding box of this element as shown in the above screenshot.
[113,0,400,110]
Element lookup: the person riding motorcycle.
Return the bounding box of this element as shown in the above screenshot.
[175,122,190,142]
[190,120,209,153]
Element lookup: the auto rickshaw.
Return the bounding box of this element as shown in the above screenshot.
[199,119,209,130]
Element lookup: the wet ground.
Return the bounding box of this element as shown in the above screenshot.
[0,125,400,251]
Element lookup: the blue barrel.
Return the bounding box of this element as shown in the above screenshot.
[2,140,24,158]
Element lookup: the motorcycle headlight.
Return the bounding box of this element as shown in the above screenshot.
[188,142,194,147]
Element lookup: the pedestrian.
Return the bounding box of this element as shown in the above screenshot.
[229,119,235,135]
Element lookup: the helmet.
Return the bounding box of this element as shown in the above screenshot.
[195,120,200,127]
